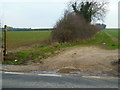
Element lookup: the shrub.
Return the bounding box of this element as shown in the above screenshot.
[52,11,99,43]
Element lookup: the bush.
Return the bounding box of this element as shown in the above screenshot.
[52,11,99,43]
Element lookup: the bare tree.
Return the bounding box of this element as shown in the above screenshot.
[69,0,108,23]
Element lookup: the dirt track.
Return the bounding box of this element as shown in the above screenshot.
[2,46,118,74]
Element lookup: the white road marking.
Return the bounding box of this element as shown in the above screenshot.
[3,72,117,79]
[4,72,25,75]
[3,72,62,77]
[82,76,118,79]
[82,76,101,79]
[38,74,62,77]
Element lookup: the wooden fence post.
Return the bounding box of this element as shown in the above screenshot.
[3,25,7,61]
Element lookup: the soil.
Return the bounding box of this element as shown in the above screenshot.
[2,46,119,74]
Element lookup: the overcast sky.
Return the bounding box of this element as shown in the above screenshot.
[0,0,119,28]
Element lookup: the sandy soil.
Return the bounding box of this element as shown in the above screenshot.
[2,46,119,74]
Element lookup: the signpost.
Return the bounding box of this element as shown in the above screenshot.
[3,25,7,61]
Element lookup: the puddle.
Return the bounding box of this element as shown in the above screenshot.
[30,69,119,78]
[30,70,58,74]
[2,65,119,77]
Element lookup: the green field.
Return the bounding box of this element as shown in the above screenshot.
[104,29,119,40]
[6,31,51,50]
[4,29,119,51]
[3,30,119,64]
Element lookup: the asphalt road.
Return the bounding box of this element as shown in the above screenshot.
[2,72,118,88]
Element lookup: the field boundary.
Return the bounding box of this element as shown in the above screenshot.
[104,32,120,42]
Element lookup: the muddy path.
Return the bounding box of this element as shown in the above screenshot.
[2,46,118,74]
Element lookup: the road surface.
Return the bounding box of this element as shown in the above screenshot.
[2,72,118,88]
